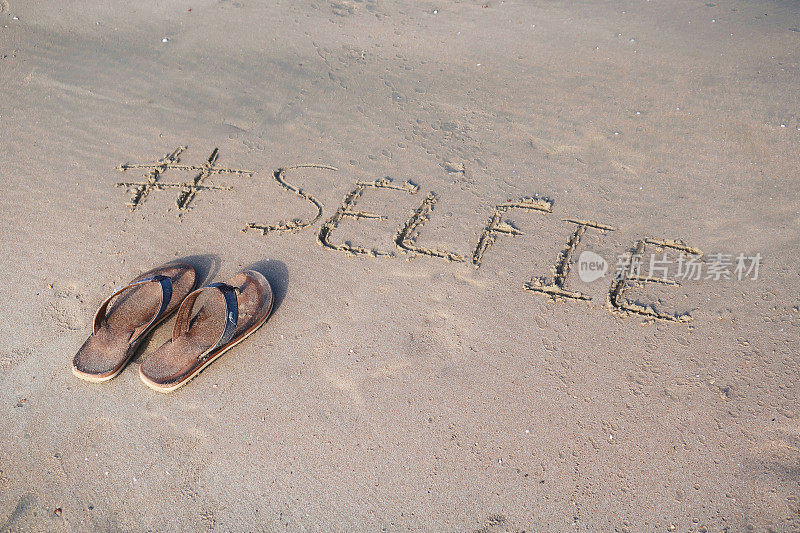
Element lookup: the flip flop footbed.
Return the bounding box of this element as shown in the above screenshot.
[139,270,273,391]
[72,264,196,380]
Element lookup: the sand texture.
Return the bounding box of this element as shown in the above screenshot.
[1,0,799,530]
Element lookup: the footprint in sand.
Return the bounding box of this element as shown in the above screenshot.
[0,347,31,372]
[43,288,88,331]
[474,514,513,533]
[161,435,223,531]
[741,425,800,529]
[159,433,213,507]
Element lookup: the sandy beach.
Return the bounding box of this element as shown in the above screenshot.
[1,0,799,530]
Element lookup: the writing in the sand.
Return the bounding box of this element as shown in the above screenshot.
[116,147,707,324]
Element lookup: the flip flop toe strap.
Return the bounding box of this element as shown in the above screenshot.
[93,275,174,335]
[173,282,239,361]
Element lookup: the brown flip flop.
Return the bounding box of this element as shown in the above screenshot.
[72,263,197,382]
[139,270,273,392]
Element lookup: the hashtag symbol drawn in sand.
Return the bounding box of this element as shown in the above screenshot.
[116,146,252,216]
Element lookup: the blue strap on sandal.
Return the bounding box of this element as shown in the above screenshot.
[93,275,174,334]
[172,282,239,361]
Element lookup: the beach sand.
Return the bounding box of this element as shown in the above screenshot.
[1,0,799,530]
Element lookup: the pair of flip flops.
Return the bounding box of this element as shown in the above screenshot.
[72,263,273,392]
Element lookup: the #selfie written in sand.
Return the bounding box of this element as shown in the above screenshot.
[116,146,761,324]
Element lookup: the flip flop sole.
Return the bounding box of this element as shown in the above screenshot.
[72,263,197,382]
[71,307,176,383]
[139,298,273,393]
